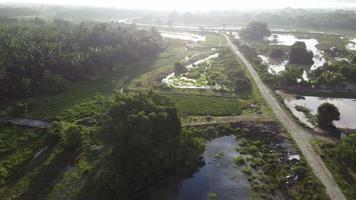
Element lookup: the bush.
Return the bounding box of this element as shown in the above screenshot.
[234,156,245,167]
[269,48,285,59]
[317,103,340,129]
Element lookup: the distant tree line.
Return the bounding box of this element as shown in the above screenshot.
[2,6,356,30]
[0,20,164,98]
[138,9,356,30]
[0,7,39,17]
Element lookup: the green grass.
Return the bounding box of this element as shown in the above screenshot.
[0,125,45,185]
[0,125,40,155]
[205,33,226,46]
[128,40,205,89]
[312,139,356,200]
[167,94,241,116]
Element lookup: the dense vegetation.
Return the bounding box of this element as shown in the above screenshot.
[240,21,271,41]
[288,42,314,65]
[317,103,340,129]
[88,91,204,199]
[218,49,252,93]
[269,47,286,59]
[337,134,356,170]
[314,135,356,199]
[309,61,356,88]
[0,20,163,98]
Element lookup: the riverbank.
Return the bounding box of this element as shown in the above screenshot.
[274,86,356,98]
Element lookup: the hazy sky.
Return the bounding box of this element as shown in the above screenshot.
[1,0,356,10]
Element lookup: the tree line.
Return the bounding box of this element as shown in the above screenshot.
[0,20,164,98]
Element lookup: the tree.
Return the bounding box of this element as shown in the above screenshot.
[317,103,340,128]
[174,62,186,75]
[240,21,271,41]
[289,42,314,65]
[234,78,251,93]
[280,66,303,85]
[100,91,204,199]
[269,48,285,59]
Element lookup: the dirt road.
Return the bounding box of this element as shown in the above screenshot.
[224,34,346,200]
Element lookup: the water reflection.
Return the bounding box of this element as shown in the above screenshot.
[280,91,356,129]
[267,34,326,71]
[160,31,206,42]
[176,136,251,200]
[346,39,356,51]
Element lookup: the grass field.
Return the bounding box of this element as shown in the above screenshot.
[167,94,241,116]
[205,33,227,46]
[0,124,44,184]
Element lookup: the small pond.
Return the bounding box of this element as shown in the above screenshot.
[279,91,356,129]
[346,38,356,51]
[175,135,251,200]
[258,55,288,74]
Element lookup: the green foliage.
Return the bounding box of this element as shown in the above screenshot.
[0,124,44,183]
[234,156,245,167]
[337,134,356,170]
[317,103,340,129]
[100,91,204,199]
[61,125,89,148]
[234,131,328,200]
[309,62,354,87]
[218,49,252,94]
[269,48,286,59]
[280,65,304,85]
[167,94,241,116]
[174,62,186,75]
[0,20,163,98]
[240,21,271,41]
[313,139,356,199]
[289,42,314,65]
[295,105,316,126]
[208,192,217,200]
[8,102,29,118]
